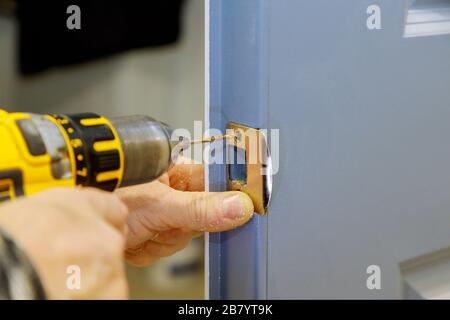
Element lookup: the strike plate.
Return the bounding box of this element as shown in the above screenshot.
[226,122,273,215]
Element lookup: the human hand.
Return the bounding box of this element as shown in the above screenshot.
[0,188,129,299]
[116,160,254,266]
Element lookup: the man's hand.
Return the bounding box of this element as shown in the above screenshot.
[117,161,254,266]
[0,188,129,299]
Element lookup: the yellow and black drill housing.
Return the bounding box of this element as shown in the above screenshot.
[0,110,124,202]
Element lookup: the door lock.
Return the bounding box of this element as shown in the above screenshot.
[226,122,273,215]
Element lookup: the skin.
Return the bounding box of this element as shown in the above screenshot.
[0,162,254,299]
[0,188,129,299]
[118,160,255,266]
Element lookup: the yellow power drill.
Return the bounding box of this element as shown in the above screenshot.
[0,109,187,202]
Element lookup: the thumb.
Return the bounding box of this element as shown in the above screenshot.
[169,190,255,232]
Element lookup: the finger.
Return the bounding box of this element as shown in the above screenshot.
[117,181,171,248]
[126,227,193,249]
[126,238,192,267]
[117,182,254,242]
[138,228,195,246]
[158,188,255,232]
[81,188,129,232]
[169,163,204,191]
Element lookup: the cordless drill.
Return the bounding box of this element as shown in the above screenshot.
[0,110,187,202]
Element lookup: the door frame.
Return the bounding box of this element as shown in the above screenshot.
[205,0,270,300]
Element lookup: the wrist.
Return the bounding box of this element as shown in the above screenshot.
[0,226,47,300]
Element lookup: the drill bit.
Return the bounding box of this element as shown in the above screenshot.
[190,134,236,145]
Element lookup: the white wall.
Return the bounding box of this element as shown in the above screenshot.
[0,0,204,133]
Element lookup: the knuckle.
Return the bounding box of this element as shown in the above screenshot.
[189,193,210,229]
[149,245,166,258]
[114,200,129,221]
[153,244,174,258]
[108,230,126,255]
[84,189,128,218]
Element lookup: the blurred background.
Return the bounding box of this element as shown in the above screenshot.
[0,0,205,299]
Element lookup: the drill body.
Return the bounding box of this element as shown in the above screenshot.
[0,110,176,202]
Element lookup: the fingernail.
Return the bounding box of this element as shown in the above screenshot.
[223,194,252,220]
[222,195,244,219]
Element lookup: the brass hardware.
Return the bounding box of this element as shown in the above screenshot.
[226,122,273,215]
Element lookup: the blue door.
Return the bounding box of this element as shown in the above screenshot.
[207,0,450,299]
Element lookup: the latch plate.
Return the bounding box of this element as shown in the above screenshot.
[226,122,273,215]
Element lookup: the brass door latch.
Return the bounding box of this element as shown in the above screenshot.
[226,122,273,215]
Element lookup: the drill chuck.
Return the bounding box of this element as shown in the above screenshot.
[110,115,175,187]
